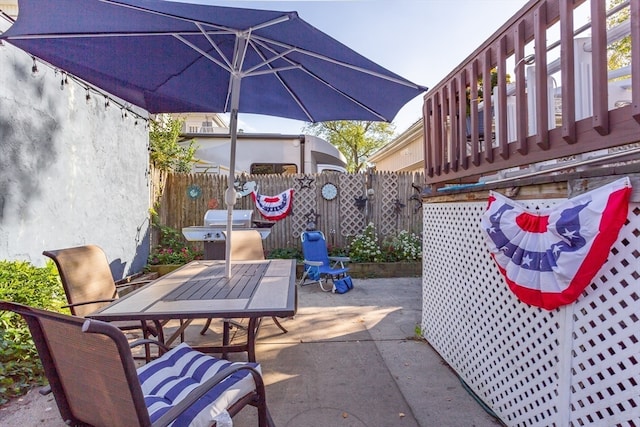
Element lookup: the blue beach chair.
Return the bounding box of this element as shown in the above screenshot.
[300,230,351,292]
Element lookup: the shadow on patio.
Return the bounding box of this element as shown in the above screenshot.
[0,277,502,427]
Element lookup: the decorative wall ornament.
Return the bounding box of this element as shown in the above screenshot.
[296,175,315,189]
[409,183,423,213]
[321,182,338,200]
[481,177,632,310]
[393,198,406,215]
[234,179,257,198]
[187,184,202,200]
[354,196,367,210]
[303,209,321,230]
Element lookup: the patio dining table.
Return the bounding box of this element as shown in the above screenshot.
[89,259,297,362]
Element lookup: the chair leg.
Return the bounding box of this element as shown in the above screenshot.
[200,318,212,335]
[319,277,333,292]
[271,316,288,333]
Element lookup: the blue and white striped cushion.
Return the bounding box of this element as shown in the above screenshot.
[137,343,260,427]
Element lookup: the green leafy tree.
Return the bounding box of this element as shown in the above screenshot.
[149,115,197,173]
[304,120,395,172]
[607,0,631,70]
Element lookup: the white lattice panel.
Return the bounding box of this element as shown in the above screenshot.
[379,172,398,236]
[421,199,640,427]
[339,173,365,237]
[568,202,640,426]
[291,174,317,238]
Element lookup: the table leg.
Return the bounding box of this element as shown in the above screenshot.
[247,317,260,362]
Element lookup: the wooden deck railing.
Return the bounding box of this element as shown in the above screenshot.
[423,0,639,186]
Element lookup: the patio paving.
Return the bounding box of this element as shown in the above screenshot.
[0,277,502,427]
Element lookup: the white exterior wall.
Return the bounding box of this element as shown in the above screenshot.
[0,19,151,278]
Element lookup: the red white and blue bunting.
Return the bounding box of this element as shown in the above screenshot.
[251,189,294,221]
[481,177,632,310]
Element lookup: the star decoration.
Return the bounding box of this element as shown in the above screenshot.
[296,175,315,189]
[521,254,533,267]
[303,209,321,230]
[562,228,577,240]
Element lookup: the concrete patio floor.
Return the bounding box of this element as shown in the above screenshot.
[0,277,503,427]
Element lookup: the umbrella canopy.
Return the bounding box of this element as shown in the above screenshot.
[1,0,427,276]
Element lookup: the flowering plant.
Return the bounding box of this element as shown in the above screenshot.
[348,223,382,262]
[148,225,202,265]
[382,230,422,262]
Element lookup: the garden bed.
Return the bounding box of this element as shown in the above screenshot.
[296,261,421,279]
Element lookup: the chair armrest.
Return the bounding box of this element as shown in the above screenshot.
[329,256,350,269]
[63,299,116,309]
[153,364,265,427]
[303,260,323,267]
[128,338,169,353]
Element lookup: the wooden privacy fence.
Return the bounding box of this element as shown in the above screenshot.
[152,170,424,252]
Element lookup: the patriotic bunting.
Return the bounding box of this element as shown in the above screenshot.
[251,189,294,221]
[481,177,632,310]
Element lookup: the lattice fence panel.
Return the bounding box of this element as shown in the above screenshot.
[339,173,366,237]
[568,203,640,426]
[291,174,317,239]
[421,199,640,426]
[378,172,398,237]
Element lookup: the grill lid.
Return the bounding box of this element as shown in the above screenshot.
[203,210,253,227]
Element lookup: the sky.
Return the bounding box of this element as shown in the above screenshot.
[204,0,530,136]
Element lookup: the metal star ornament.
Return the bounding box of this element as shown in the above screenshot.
[296,175,315,189]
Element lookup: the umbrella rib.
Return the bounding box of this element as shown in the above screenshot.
[251,34,424,90]
[196,22,233,70]
[250,38,387,121]
[248,40,314,121]
[173,34,231,73]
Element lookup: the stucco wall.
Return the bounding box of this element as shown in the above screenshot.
[0,25,151,278]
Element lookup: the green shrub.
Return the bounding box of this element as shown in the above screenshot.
[266,247,302,260]
[381,230,422,262]
[348,223,383,262]
[0,260,66,404]
[148,224,203,265]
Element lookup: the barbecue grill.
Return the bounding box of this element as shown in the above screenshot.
[182,210,274,260]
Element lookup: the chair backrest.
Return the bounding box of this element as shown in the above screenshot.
[224,230,266,260]
[43,245,118,317]
[301,231,330,266]
[0,301,151,427]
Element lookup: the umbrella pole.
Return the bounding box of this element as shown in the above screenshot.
[225,75,242,278]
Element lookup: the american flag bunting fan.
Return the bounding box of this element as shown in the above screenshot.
[251,189,294,221]
[481,177,632,310]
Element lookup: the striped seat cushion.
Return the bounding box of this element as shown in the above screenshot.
[137,343,260,427]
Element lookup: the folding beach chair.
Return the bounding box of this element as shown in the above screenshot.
[299,230,351,292]
[0,301,274,427]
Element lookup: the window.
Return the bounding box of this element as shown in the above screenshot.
[250,163,298,175]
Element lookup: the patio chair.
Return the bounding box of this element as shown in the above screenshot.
[299,230,350,292]
[0,301,274,427]
[200,230,289,337]
[43,244,163,361]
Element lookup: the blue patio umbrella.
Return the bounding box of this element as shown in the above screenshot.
[1,0,427,277]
